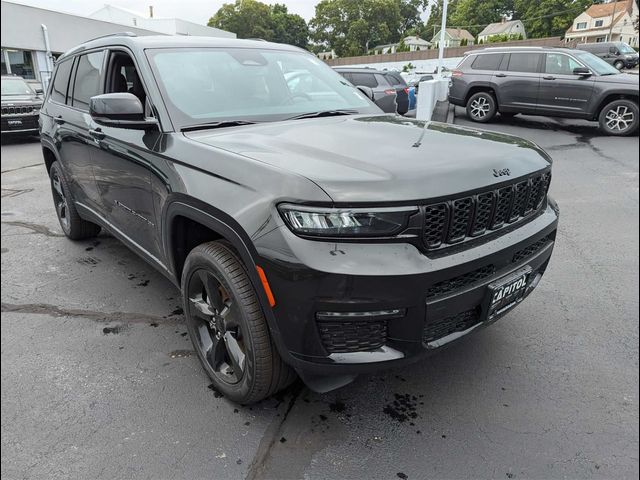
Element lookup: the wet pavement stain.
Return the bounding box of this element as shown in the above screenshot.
[137,280,150,287]
[171,306,184,316]
[77,257,100,266]
[382,393,419,423]
[207,383,224,398]
[397,473,408,479]
[328,400,346,413]
[1,221,63,237]
[102,325,127,335]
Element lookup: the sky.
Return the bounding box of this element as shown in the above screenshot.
[4,0,324,23]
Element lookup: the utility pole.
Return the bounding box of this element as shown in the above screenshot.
[437,0,449,77]
[608,1,619,42]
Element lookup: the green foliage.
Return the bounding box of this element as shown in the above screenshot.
[460,38,468,46]
[310,0,428,56]
[208,0,309,48]
[449,0,512,37]
[485,33,524,43]
[511,0,593,39]
[402,62,415,72]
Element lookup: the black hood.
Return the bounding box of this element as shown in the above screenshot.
[186,115,551,203]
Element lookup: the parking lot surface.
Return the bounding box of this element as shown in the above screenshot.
[1,113,638,479]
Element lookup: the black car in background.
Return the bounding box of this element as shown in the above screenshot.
[40,34,558,404]
[449,47,639,136]
[1,75,43,135]
[576,41,639,70]
[334,67,410,114]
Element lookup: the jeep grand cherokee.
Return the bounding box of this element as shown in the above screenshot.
[40,34,559,404]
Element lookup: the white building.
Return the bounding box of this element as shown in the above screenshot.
[565,0,639,47]
[1,1,235,88]
[89,4,235,38]
[477,19,527,43]
[430,28,475,48]
[371,36,432,55]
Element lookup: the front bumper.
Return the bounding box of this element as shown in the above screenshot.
[1,113,39,133]
[255,201,559,376]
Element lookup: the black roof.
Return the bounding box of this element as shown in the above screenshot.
[58,33,304,61]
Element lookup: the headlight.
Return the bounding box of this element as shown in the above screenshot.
[278,204,417,237]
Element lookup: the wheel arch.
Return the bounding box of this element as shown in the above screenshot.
[594,92,639,120]
[464,83,499,105]
[41,142,59,174]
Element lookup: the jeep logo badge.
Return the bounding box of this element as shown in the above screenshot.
[493,168,511,177]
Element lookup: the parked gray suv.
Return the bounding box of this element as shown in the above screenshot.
[449,47,639,136]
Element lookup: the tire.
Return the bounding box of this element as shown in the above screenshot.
[614,60,625,70]
[466,91,497,123]
[598,99,639,136]
[49,161,101,240]
[181,241,296,404]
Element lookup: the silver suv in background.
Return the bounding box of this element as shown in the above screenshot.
[449,47,639,136]
[576,41,639,70]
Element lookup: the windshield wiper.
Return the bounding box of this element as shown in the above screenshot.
[284,109,359,121]
[181,120,257,132]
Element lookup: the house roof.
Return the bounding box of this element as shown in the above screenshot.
[432,28,474,42]
[403,35,431,46]
[478,20,524,37]
[585,0,632,19]
[566,0,632,35]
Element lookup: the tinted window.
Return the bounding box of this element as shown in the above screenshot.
[71,51,105,110]
[375,74,390,86]
[50,59,73,103]
[349,73,378,88]
[386,73,407,86]
[545,53,582,75]
[471,53,503,71]
[507,53,541,73]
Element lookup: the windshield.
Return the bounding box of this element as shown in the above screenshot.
[1,78,34,96]
[146,47,379,128]
[572,51,620,75]
[616,42,636,54]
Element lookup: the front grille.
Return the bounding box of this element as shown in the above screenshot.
[426,264,495,299]
[318,319,387,353]
[1,105,36,115]
[512,235,552,263]
[423,308,481,344]
[423,172,551,251]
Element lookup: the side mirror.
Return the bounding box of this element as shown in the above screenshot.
[609,47,619,55]
[89,93,157,130]
[573,67,592,76]
[34,88,44,94]
[355,85,375,101]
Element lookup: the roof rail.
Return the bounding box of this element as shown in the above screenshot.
[479,46,545,50]
[85,32,138,43]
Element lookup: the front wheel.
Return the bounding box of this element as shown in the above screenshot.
[49,161,101,240]
[598,100,639,136]
[614,60,625,70]
[466,92,497,123]
[181,241,296,404]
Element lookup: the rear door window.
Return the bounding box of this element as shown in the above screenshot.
[349,73,378,88]
[50,59,74,104]
[471,53,503,71]
[507,53,542,73]
[70,51,105,110]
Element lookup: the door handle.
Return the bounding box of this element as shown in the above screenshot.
[89,128,105,140]
[543,76,556,80]
[495,73,507,78]
[53,115,65,125]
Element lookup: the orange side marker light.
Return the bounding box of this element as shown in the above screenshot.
[256,266,276,308]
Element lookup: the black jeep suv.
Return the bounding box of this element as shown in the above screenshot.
[40,34,559,404]
[449,47,639,136]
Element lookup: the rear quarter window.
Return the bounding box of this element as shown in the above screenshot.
[471,54,503,71]
[349,72,378,88]
[50,59,74,104]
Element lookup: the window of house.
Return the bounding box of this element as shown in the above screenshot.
[595,36,606,43]
[576,22,587,30]
[507,53,542,73]
[595,19,604,27]
[71,51,105,110]
[50,59,74,104]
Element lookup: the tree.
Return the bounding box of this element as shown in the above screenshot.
[449,0,515,37]
[310,0,423,56]
[208,0,309,48]
[512,0,594,39]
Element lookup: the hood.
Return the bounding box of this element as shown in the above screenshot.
[1,93,41,104]
[186,115,551,203]
[594,73,640,86]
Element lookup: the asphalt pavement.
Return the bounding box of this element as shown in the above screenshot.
[1,112,638,480]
